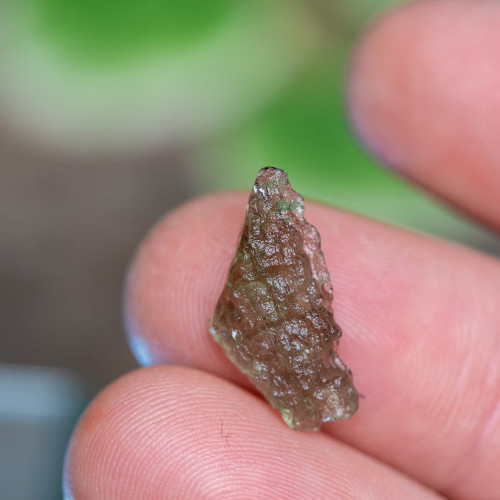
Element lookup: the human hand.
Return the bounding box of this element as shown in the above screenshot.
[64,1,500,498]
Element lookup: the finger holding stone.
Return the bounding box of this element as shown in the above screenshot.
[124,193,500,500]
[64,366,442,500]
[124,192,253,389]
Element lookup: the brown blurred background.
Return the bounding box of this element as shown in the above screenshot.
[0,134,191,386]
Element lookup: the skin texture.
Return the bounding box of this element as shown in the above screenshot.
[64,1,500,499]
[348,0,500,230]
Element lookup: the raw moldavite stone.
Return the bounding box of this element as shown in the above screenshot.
[209,167,358,430]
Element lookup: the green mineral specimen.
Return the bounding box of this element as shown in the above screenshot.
[209,167,358,430]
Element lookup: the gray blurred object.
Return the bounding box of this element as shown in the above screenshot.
[0,364,87,500]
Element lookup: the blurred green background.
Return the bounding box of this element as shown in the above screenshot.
[0,1,498,498]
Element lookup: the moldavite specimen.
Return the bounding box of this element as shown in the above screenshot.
[209,167,358,430]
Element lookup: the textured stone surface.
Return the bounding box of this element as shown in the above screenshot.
[209,167,358,430]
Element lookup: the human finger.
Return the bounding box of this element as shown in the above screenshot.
[348,0,500,230]
[124,193,500,499]
[64,366,442,499]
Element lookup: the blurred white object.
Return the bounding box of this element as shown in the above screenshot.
[0,364,87,500]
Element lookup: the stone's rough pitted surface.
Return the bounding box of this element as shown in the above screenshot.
[209,167,358,430]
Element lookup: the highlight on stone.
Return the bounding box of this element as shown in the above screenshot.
[209,167,358,430]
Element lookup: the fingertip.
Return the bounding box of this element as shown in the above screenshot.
[347,0,500,226]
[347,0,410,169]
[123,192,251,382]
[64,367,238,499]
[64,366,439,500]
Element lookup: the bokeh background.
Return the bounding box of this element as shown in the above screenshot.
[1,1,499,498]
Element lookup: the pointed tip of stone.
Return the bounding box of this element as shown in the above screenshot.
[255,166,288,184]
[253,167,300,206]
